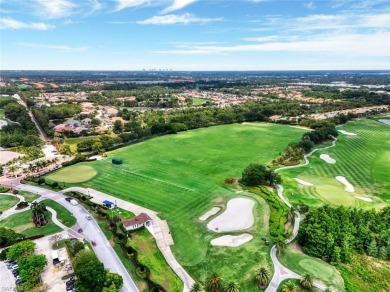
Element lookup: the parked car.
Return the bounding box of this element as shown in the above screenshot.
[65,198,72,202]
[66,279,75,286]
[15,279,22,285]
[66,284,74,291]
[91,240,96,246]
[11,265,19,271]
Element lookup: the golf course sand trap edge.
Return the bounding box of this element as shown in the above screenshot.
[199,207,221,221]
[320,154,336,164]
[336,176,355,192]
[355,196,373,202]
[210,234,253,247]
[207,198,255,233]
[338,130,357,136]
[294,178,313,186]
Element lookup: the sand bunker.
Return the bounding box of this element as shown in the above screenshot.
[320,154,336,164]
[336,176,355,192]
[210,234,253,247]
[355,196,373,202]
[294,178,313,186]
[338,130,357,136]
[199,207,221,221]
[207,198,255,233]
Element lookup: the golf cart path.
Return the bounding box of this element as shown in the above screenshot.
[62,187,195,292]
[10,184,139,292]
[265,138,337,292]
[46,206,68,230]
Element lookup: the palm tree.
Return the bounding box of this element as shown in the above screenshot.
[275,239,286,255]
[224,281,239,292]
[190,283,203,292]
[282,281,297,292]
[31,201,48,227]
[300,273,313,290]
[255,267,270,288]
[207,273,222,292]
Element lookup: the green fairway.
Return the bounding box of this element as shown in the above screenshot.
[0,194,19,212]
[46,164,97,183]
[0,209,63,236]
[43,199,77,227]
[278,244,345,291]
[45,123,304,288]
[280,119,390,209]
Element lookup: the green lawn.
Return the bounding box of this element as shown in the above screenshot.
[192,98,207,105]
[0,209,62,236]
[47,165,97,183]
[278,244,345,291]
[280,119,390,209]
[0,109,5,119]
[128,228,183,292]
[18,191,41,202]
[44,123,305,289]
[43,199,77,227]
[0,194,19,212]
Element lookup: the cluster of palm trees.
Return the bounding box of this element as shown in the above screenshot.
[282,273,332,292]
[190,268,271,292]
[31,201,48,227]
[27,157,60,174]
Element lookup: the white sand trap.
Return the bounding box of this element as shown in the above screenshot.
[210,234,253,247]
[294,178,313,186]
[336,176,355,192]
[355,196,373,202]
[320,154,336,164]
[207,198,255,233]
[199,207,221,221]
[338,130,357,136]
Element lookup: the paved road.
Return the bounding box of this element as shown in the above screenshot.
[0,261,16,291]
[12,94,49,142]
[265,138,338,292]
[13,184,139,292]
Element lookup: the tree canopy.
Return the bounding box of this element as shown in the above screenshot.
[6,240,36,260]
[240,164,282,186]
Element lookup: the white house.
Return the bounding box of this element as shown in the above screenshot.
[121,213,152,230]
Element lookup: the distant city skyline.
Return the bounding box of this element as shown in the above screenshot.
[1,0,389,70]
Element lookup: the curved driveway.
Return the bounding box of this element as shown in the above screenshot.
[12,184,139,292]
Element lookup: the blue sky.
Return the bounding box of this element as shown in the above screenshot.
[1,0,389,70]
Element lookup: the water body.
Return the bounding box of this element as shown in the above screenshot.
[379,119,390,126]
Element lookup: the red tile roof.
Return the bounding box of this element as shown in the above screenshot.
[122,213,152,228]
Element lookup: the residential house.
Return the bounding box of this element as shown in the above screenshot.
[121,213,152,231]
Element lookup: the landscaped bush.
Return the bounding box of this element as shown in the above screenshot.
[0,186,10,193]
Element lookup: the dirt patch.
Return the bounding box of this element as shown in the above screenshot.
[212,196,224,204]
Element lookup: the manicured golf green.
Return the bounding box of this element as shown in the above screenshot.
[47,164,97,183]
[278,244,345,291]
[0,194,19,212]
[0,209,62,236]
[43,199,77,227]
[45,123,304,288]
[280,119,390,209]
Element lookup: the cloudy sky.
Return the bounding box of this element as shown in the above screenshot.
[1,0,389,70]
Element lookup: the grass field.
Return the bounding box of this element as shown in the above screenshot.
[280,119,390,209]
[278,244,345,291]
[43,199,77,227]
[0,209,62,236]
[128,228,183,292]
[192,98,207,105]
[44,123,305,289]
[0,109,5,119]
[0,194,19,212]
[18,191,41,202]
[47,165,97,183]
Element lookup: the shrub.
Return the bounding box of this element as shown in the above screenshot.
[13,190,19,195]
[52,182,59,188]
[37,178,45,185]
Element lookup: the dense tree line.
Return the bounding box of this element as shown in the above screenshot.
[299,205,390,264]
[0,98,40,148]
[240,164,282,186]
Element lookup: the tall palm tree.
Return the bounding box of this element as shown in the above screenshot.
[255,267,270,288]
[282,281,297,292]
[224,281,239,292]
[31,201,48,227]
[300,273,313,290]
[207,273,222,292]
[190,283,203,292]
[275,239,286,255]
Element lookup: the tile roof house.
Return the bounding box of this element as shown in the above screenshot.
[121,213,152,230]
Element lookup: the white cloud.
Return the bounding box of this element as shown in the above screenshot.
[16,42,88,53]
[36,0,76,18]
[115,0,148,12]
[88,0,102,14]
[154,31,390,56]
[0,18,54,30]
[161,0,197,14]
[303,1,315,10]
[137,13,222,25]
